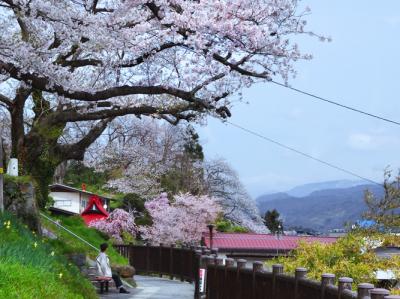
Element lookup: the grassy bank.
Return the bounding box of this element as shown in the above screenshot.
[41,214,127,266]
[0,212,97,299]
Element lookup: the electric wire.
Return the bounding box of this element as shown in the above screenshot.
[270,80,400,126]
[226,121,381,186]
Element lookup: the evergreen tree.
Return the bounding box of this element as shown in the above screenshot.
[264,209,283,234]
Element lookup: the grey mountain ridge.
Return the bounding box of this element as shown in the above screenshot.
[256,182,384,232]
[286,179,368,197]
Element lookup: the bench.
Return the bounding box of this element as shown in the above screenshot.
[94,276,112,294]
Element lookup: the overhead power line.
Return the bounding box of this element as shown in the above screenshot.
[270,80,400,127]
[226,121,381,186]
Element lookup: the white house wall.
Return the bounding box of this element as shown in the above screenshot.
[51,192,81,214]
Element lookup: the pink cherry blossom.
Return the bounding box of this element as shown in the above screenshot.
[140,193,221,245]
[89,209,137,243]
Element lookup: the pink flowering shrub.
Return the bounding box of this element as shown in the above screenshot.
[140,193,221,245]
[89,209,137,243]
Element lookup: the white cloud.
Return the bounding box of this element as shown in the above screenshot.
[347,132,400,150]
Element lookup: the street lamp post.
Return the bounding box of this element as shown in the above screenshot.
[276,224,282,257]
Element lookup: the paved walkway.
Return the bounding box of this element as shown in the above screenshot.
[100,275,195,299]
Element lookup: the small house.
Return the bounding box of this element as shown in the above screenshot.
[49,184,112,216]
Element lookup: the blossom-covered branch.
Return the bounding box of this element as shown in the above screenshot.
[140,193,221,245]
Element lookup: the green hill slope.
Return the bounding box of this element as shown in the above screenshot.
[41,214,127,265]
[0,212,97,299]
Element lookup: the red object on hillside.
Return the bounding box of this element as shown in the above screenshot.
[81,195,109,225]
[202,232,337,251]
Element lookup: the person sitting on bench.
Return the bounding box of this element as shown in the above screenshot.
[96,243,130,294]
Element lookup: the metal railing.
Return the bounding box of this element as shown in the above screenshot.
[40,212,99,252]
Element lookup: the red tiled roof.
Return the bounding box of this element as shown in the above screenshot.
[203,232,337,251]
[81,195,109,225]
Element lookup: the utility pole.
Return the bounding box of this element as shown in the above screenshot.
[0,136,4,212]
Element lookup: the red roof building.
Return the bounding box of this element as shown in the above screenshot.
[202,232,338,258]
[81,195,109,225]
[49,183,112,216]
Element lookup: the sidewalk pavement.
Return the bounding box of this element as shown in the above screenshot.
[100,275,195,299]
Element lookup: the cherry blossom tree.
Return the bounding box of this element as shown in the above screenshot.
[140,192,221,245]
[0,0,320,207]
[89,208,137,243]
[87,117,191,198]
[203,159,268,233]
[83,122,268,232]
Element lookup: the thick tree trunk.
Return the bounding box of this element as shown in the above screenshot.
[22,124,65,209]
[9,88,112,209]
[10,98,26,159]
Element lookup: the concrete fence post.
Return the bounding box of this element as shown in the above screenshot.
[212,257,223,299]
[369,289,390,299]
[295,267,307,299]
[215,257,224,266]
[253,261,264,272]
[236,259,247,299]
[252,262,264,298]
[225,258,235,267]
[203,256,213,298]
[338,277,353,299]
[357,283,374,299]
[224,258,234,299]
[272,264,284,299]
[194,250,202,299]
[321,273,335,299]
[237,259,247,270]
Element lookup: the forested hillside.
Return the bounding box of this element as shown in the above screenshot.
[256,184,384,232]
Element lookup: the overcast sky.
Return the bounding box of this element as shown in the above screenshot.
[196,0,400,198]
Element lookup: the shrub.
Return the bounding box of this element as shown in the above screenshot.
[89,209,137,244]
[216,219,249,233]
[273,232,400,291]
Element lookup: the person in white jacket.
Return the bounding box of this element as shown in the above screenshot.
[96,243,130,294]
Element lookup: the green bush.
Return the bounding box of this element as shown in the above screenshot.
[273,232,400,291]
[215,219,249,233]
[0,212,97,299]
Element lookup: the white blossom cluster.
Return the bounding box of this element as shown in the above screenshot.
[203,159,268,233]
[86,117,188,198]
[140,192,222,245]
[0,0,321,122]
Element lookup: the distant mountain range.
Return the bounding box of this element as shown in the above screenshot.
[256,180,384,232]
[286,180,369,197]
